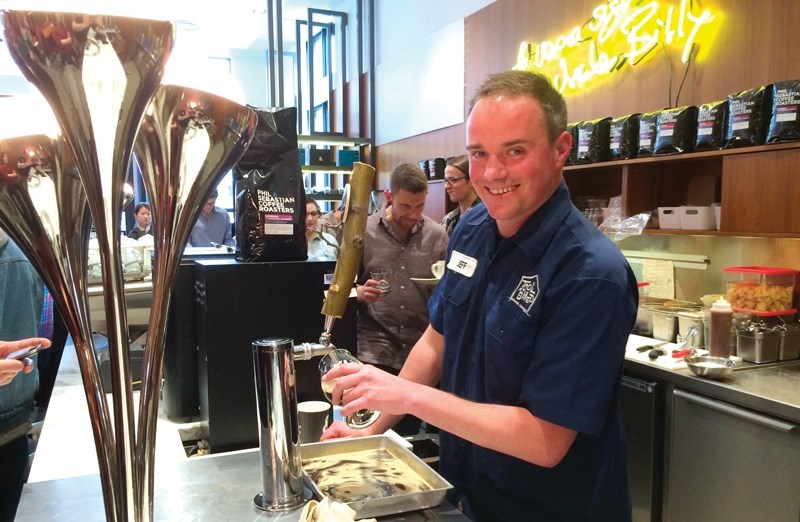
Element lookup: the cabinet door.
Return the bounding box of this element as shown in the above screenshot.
[722,149,800,234]
[667,389,800,521]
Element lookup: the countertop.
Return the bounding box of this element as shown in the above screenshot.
[18,448,468,521]
[624,334,800,424]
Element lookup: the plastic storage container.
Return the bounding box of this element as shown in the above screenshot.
[722,266,796,313]
[680,206,716,230]
[657,207,681,229]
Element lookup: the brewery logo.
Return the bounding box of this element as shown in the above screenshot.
[509,274,539,315]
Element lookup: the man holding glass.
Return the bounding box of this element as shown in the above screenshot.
[354,163,448,436]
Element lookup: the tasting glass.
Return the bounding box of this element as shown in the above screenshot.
[370,269,391,296]
[319,349,381,429]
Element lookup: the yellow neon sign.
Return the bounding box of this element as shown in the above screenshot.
[513,0,719,94]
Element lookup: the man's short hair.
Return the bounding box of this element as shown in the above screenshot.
[470,70,567,144]
[389,163,428,194]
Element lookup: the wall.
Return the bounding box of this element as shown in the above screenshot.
[376,0,800,176]
[374,0,800,297]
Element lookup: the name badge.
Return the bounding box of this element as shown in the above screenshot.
[448,251,477,278]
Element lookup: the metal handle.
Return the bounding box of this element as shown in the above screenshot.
[674,389,799,434]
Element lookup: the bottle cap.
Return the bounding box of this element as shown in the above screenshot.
[711,297,733,312]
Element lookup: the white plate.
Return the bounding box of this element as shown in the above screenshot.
[409,277,439,286]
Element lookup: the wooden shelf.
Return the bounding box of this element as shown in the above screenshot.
[565,141,800,237]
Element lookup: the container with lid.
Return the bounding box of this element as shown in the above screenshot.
[722,266,796,313]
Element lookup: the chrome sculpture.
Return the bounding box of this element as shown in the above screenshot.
[134,84,256,515]
[1,10,256,521]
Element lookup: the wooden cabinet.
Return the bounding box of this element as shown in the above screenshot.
[564,142,800,237]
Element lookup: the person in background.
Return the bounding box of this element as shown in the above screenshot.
[127,202,152,240]
[354,163,448,436]
[319,202,344,245]
[322,70,638,521]
[0,228,51,521]
[440,154,480,236]
[305,198,338,261]
[188,189,234,247]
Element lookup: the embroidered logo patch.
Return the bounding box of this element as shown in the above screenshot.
[509,275,539,315]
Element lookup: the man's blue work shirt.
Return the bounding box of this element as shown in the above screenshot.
[429,181,638,521]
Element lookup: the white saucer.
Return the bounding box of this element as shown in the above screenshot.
[410,277,440,286]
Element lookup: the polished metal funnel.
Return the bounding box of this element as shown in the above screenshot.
[133,84,256,514]
[0,131,119,518]
[2,10,175,521]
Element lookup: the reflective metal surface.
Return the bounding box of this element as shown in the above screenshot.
[0,8,335,521]
[252,338,308,512]
[133,83,256,516]
[2,9,179,521]
[0,132,119,516]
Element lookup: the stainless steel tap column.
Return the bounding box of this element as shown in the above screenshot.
[252,338,323,511]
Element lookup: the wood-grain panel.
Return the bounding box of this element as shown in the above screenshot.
[377,0,800,164]
[721,150,800,234]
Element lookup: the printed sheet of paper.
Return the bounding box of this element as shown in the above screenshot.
[642,259,675,299]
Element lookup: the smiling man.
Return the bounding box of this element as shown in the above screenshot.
[322,71,638,521]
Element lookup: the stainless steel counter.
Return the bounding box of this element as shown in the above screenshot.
[625,335,800,423]
[18,448,467,521]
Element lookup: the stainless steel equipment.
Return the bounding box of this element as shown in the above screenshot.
[252,162,375,512]
[301,435,453,519]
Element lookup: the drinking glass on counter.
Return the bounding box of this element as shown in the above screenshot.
[319,348,381,429]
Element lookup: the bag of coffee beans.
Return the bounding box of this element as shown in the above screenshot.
[637,111,660,157]
[576,117,612,164]
[766,80,800,143]
[566,123,579,166]
[695,100,728,151]
[610,114,640,160]
[655,106,698,155]
[234,106,307,262]
[725,85,772,148]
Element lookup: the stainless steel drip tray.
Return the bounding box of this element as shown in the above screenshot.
[300,435,452,519]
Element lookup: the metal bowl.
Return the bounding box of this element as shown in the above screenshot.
[685,355,736,380]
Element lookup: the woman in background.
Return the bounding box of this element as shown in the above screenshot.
[306,198,338,261]
[128,202,152,239]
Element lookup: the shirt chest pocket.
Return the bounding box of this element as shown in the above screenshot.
[484,299,540,403]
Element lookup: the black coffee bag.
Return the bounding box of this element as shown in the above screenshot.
[234,106,307,262]
[695,100,728,151]
[725,85,772,148]
[766,80,800,144]
[566,123,579,166]
[576,117,612,164]
[654,105,698,155]
[637,111,660,157]
[610,114,640,160]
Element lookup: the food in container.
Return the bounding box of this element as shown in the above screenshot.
[723,266,796,313]
[301,435,452,518]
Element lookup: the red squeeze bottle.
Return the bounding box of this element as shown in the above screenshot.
[709,297,734,358]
